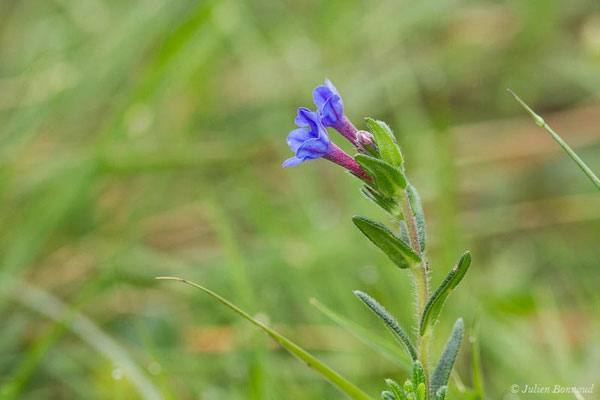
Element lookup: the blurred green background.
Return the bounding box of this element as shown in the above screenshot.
[1,0,599,399]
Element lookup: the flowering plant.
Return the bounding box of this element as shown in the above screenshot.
[159,79,473,400]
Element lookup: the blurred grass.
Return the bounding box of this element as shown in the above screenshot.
[1,0,600,398]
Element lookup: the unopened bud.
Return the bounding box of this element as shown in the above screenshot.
[356,130,374,147]
[356,130,378,156]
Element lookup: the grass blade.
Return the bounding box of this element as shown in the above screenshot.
[156,277,373,400]
[507,89,600,190]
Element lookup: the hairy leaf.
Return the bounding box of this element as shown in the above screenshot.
[419,251,471,335]
[435,386,447,400]
[361,186,398,216]
[310,298,411,370]
[353,216,421,270]
[365,118,403,168]
[412,360,426,389]
[354,291,418,361]
[355,154,406,197]
[386,379,408,400]
[406,184,426,251]
[381,391,396,400]
[430,319,464,396]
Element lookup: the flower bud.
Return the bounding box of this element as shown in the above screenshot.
[356,130,378,156]
[356,130,374,147]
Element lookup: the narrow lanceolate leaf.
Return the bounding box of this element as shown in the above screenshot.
[386,379,408,400]
[310,298,412,370]
[365,118,403,168]
[354,291,418,362]
[156,277,373,400]
[406,184,426,251]
[412,360,427,389]
[419,251,471,335]
[352,216,421,270]
[362,186,398,216]
[355,154,406,197]
[430,319,464,396]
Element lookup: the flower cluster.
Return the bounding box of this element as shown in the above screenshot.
[283,79,372,181]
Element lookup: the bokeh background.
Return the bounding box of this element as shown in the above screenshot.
[1,0,599,399]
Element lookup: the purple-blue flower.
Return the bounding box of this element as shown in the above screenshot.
[282,108,330,167]
[282,107,373,182]
[312,79,358,146]
[313,79,344,128]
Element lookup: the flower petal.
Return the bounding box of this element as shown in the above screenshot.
[296,120,330,159]
[320,94,344,127]
[286,128,311,152]
[282,156,305,167]
[313,85,336,110]
[297,108,322,135]
[296,137,330,160]
[294,107,313,127]
[324,78,339,95]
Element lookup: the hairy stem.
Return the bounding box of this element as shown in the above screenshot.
[399,190,428,315]
[399,189,430,381]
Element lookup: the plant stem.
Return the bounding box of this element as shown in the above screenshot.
[399,189,430,380]
[507,89,600,191]
[399,191,428,316]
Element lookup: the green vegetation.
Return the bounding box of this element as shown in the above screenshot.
[1,0,599,398]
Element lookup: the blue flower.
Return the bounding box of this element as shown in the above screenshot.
[312,79,344,128]
[283,107,330,167]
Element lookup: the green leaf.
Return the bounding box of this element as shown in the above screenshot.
[412,360,426,389]
[382,391,396,400]
[403,380,414,395]
[435,386,447,400]
[365,118,403,168]
[355,154,406,197]
[361,186,398,216]
[354,291,418,362]
[386,379,408,400]
[416,383,426,400]
[430,318,464,396]
[310,298,411,370]
[399,222,411,248]
[157,277,373,400]
[352,216,421,270]
[406,184,426,251]
[419,251,471,335]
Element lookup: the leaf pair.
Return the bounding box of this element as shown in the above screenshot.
[352,216,421,270]
[419,251,471,335]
